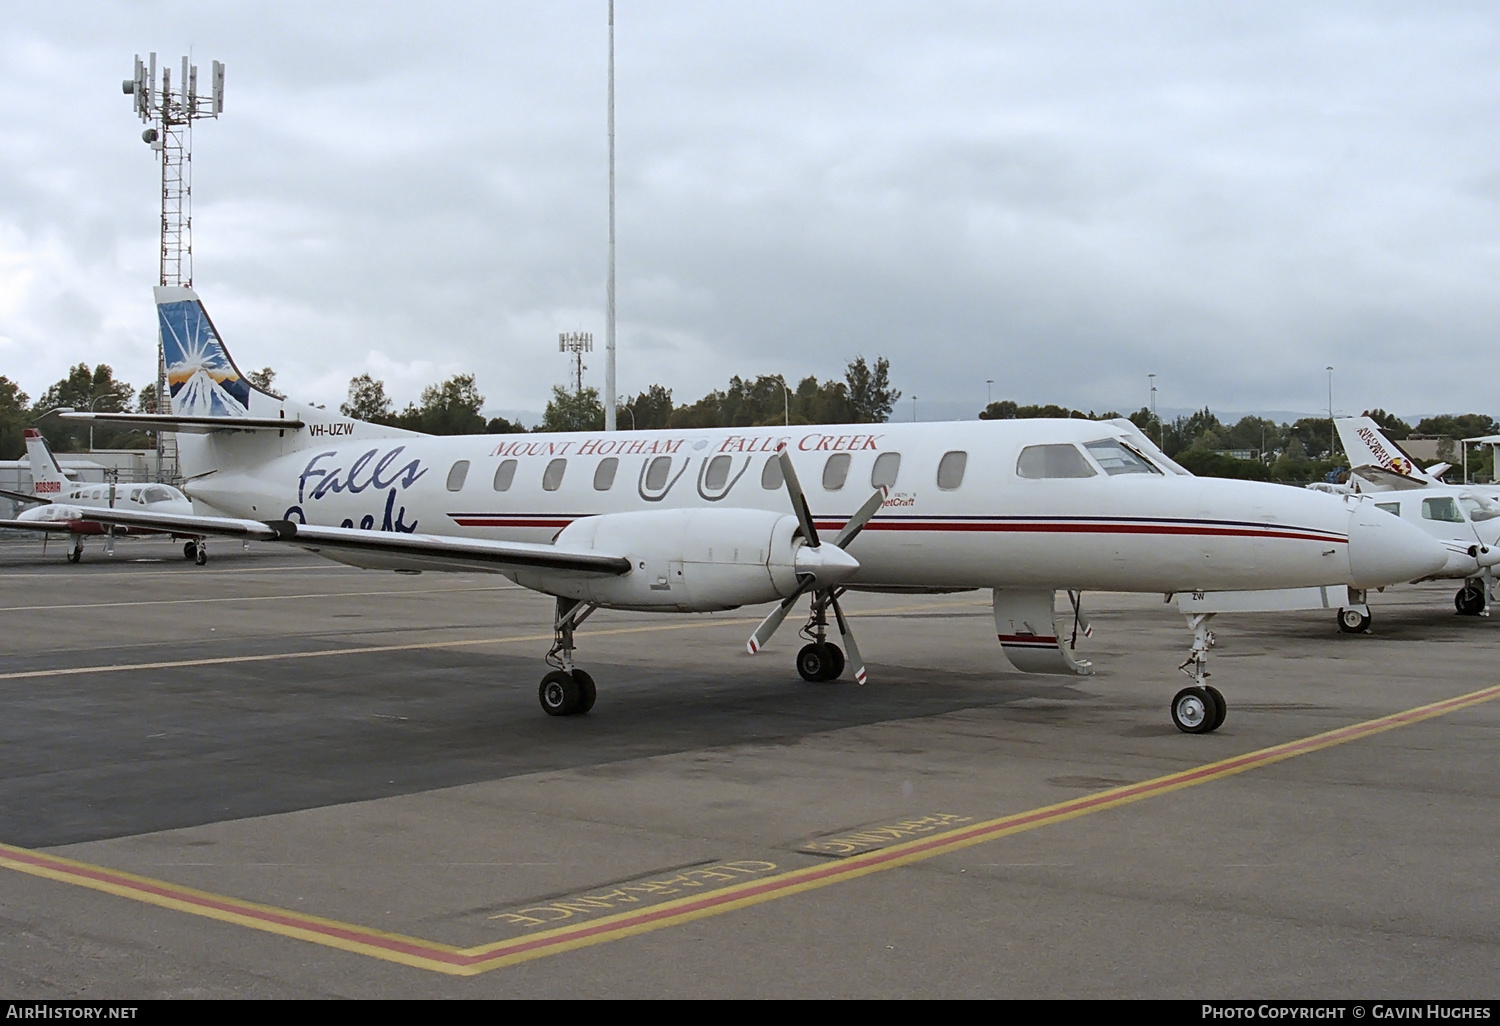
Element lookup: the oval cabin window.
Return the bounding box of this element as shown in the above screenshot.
[493,460,518,491]
[822,453,851,490]
[704,454,732,491]
[446,460,470,492]
[543,458,568,492]
[871,452,901,490]
[761,454,784,490]
[644,456,672,491]
[594,457,619,491]
[936,451,968,490]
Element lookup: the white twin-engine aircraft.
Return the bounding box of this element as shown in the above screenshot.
[0,428,197,562]
[66,287,1448,734]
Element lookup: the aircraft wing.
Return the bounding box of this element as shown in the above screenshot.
[0,487,48,506]
[72,507,632,577]
[1349,464,1432,491]
[57,411,305,434]
[0,519,74,533]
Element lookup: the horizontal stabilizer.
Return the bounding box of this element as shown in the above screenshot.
[0,487,48,506]
[58,411,304,434]
[1348,464,1432,491]
[0,519,73,534]
[74,507,633,577]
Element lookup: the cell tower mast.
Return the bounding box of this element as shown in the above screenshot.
[123,53,223,478]
[560,332,593,395]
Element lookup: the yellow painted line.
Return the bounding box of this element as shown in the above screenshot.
[3,684,1496,975]
[0,585,519,613]
[0,599,972,683]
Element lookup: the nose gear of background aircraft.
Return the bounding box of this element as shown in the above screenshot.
[747,450,885,685]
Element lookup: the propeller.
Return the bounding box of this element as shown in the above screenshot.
[746,449,884,683]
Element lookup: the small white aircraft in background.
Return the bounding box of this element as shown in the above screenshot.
[68,287,1448,733]
[1330,416,1500,621]
[0,428,199,563]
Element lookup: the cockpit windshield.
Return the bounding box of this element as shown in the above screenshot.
[1084,439,1162,476]
[1460,496,1500,522]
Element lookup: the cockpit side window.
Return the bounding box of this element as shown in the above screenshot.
[1422,496,1464,523]
[1084,439,1161,476]
[1016,444,1096,480]
[1374,501,1402,517]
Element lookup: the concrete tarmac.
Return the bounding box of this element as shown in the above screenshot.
[0,536,1496,998]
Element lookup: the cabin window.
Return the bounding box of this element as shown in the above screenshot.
[1016,444,1096,480]
[141,486,172,503]
[871,452,901,490]
[645,455,672,491]
[543,458,568,492]
[822,453,851,490]
[1084,439,1160,476]
[704,455,732,491]
[1375,502,1401,517]
[493,459,518,491]
[937,451,968,490]
[594,457,619,491]
[761,454,784,490]
[1422,496,1464,523]
[446,460,470,492]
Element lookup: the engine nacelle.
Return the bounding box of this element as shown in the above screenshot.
[516,508,803,611]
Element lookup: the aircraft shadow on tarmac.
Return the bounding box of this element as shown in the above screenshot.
[0,644,1079,849]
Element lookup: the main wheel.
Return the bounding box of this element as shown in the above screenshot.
[194,546,208,566]
[823,644,846,681]
[1171,686,1215,734]
[1338,607,1372,634]
[574,669,597,715]
[1455,585,1485,616]
[538,670,581,716]
[183,541,198,561]
[67,548,81,564]
[1204,685,1227,733]
[796,643,833,683]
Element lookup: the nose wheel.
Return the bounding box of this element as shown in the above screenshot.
[538,597,599,716]
[1174,613,1226,733]
[1455,582,1487,616]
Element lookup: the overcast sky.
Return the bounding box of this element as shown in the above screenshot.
[2,1,1499,422]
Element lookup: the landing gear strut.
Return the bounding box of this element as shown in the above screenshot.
[1338,589,1372,633]
[795,591,845,682]
[1174,613,1226,733]
[67,538,84,564]
[539,597,598,716]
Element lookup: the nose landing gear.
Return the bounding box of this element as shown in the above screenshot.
[1174,613,1226,733]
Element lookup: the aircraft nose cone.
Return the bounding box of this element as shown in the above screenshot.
[793,541,860,587]
[1346,500,1448,587]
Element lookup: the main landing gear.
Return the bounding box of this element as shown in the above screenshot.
[184,539,208,565]
[795,591,848,683]
[1455,579,1488,617]
[1173,612,1226,734]
[538,597,599,716]
[67,537,84,563]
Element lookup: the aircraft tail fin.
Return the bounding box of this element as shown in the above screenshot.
[23,429,67,495]
[155,285,280,418]
[1335,417,1437,484]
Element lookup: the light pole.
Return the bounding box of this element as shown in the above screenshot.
[779,376,791,426]
[986,379,994,408]
[911,395,918,423]
[1327,366,1335,462]
[617,396,635,431]
[88,392,124,451]
[1148,373,1160,446]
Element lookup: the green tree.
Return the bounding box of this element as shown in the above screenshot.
[411,373,486,435]
[621,384,674,430]
[1363,409,1412,440]
[341,373,395,423]
[247,367,285,399]
[34,364,136,451]
[0,376,30,460]
[541,385,604,432]
[844,355,900,423]
[486,415,527,434]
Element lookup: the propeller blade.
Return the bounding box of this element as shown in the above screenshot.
[747,577,815,653]
[829,592,868,685]
[777,449,820,548]
[832,488,886,550]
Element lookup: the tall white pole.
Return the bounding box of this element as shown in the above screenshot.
[605,1,617,431]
